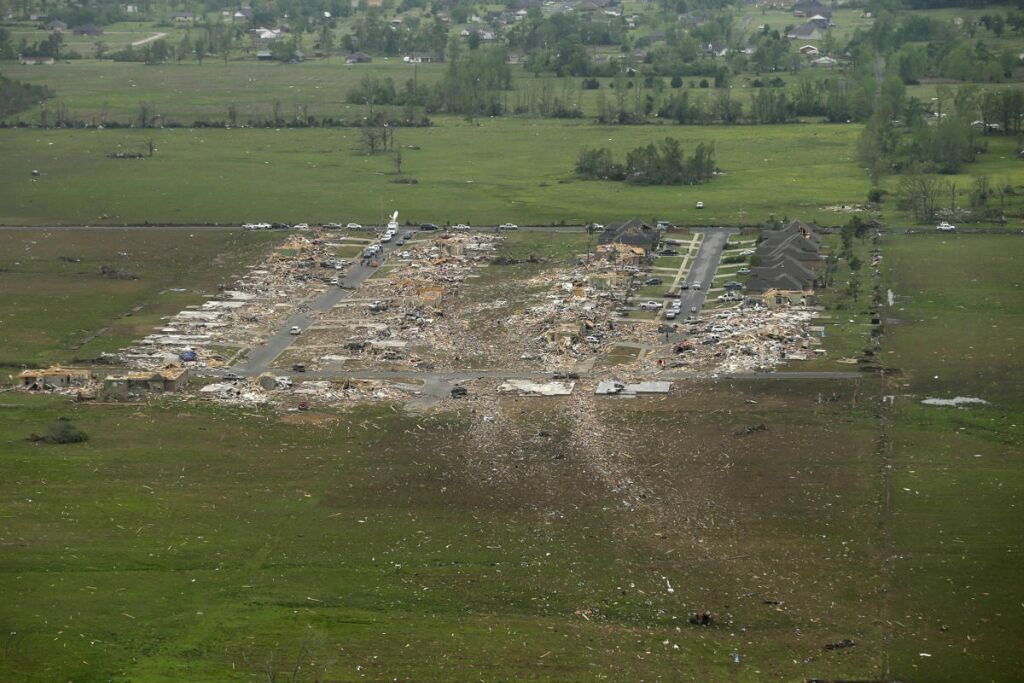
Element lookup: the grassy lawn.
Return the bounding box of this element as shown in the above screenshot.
[881,233,1024,681]
[0,228,281,369]
[0,121,872,227]
[0,382,889,681]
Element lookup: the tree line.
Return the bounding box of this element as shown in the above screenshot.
[576,138,716,186]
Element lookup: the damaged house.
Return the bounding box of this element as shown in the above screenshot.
[101,366,190,400]
[597,219,660,264]
[19,366,92,390]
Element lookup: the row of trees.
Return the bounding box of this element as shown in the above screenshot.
[345,44,511,118]
[576,138,716,186]
[0,74,53,117]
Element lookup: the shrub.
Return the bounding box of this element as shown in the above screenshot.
[32,419,89,444]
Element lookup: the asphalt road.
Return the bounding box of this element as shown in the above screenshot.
[231,234,406,376]
[674,228,736,316]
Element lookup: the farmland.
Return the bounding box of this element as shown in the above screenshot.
[0,121,871,227]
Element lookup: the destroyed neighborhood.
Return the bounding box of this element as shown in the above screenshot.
[16,218,837,410]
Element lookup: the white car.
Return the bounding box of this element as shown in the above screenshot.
[692,282,702,290]
[293,223,310,230]
[453,223,471,231]
[695,201,704,209]
[936,222,956,232]
[289,326,302,335]
[665,310,677,320]
[639,301,662,311]
[499,222,519,230]
[346,222,362,230]
[585,335,601,344]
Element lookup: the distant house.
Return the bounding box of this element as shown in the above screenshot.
[19,55,56,65]
[29,12,48,21]
[256,49,273,60]
[704,42,728,57]
[232,7,254,22]
[20,366,91,390]
[808,14,830,28]
[123,4,139,14]
[171,12,196,22]
[345,51,372,64]
[812,56,838,67]
[787,23,824,40]
[792,0,831,19]
[250,27,284,46]
[799,44,819,56]
[72,24,104,36]
[405,51,442,63]
[597,219,660,253]
[46,20,67,32]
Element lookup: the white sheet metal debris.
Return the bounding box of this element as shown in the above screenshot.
[497,380,575,396]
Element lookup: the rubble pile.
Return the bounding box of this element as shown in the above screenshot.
[659,305,820,374]
[198,375,414,406]
[297,233,503,369]
[449,264,662,370]
[120,233,349,370]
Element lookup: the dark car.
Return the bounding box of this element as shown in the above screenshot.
[659,249,679,256]
[420,223,438,231]
[645,277,663,285]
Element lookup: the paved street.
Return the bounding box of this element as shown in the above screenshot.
[675,227,735,316]
[231,234,405,376]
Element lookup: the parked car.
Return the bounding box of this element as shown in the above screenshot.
[936,221,956,232]
[659,249,679,256]
[587,223,604,233]
[679,283,690,290]
[656,220,674,230]
[223,372,241,380]
[695,201,704,209]
[346,222,362,230]
[293,223,309,230]
[289,326,302,335]
[585,335,601,344]
[453,223,471,231]
[323,222,342,229]
[645,277,663,285]
[639,301,662,311]
[420,223,438,231]
[692,282,702,290]
[499,222,519,230]
[737,267,751,275]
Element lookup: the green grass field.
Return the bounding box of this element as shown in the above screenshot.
[0,228,281,368]
[0,380,889,681]
[0,120,872,227]
[879,233,1024,681]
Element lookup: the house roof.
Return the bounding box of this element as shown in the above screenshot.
[597,219,659,250]
[787,23,822,39]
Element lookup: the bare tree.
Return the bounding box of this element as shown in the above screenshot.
[899,172,943,222]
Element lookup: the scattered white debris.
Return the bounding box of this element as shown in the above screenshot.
[921,396,989,407]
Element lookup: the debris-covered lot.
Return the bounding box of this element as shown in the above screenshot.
[58,226,831,409]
